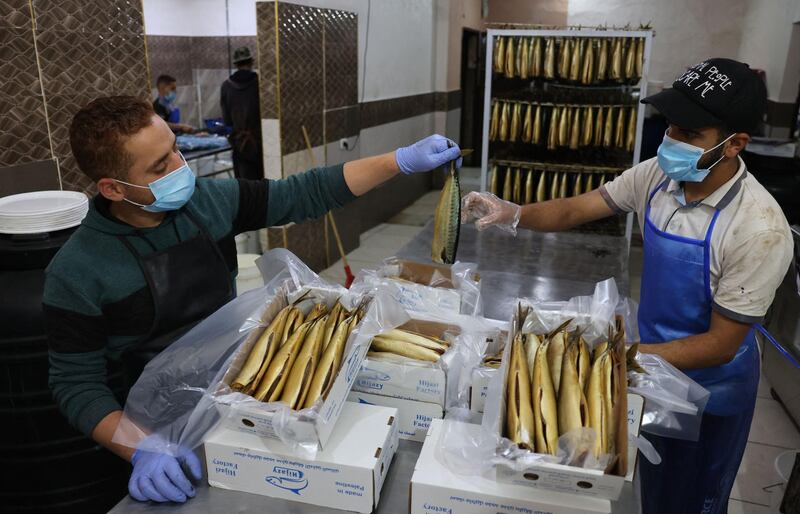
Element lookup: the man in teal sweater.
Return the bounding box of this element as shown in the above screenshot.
[44,95,461,504]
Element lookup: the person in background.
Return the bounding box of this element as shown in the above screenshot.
[462,58,793,514]
[153,74,196,134]
[221,47,263,180]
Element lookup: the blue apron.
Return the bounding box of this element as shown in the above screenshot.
[638,178,759,514]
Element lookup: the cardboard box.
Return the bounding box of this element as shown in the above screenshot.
[213,284,370,449]
[348,390,443,442]
[494,393,645,499]
[469,366,497,413]
[206,402,399,513]
[375,258,480,314]
[353,318,459,406]
[410,419,612,514]
[491,307,635,501]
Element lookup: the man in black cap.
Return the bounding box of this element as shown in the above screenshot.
[462,58,792,514]
[221,46,262,180]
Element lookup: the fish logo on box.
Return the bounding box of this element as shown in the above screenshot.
[356,367,391,390]
[265,466,308,495]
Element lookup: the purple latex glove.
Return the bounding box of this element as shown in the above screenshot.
[129,436,202,503]
[395,134,463,174]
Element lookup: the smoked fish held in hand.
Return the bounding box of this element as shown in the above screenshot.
[431,152,461,264]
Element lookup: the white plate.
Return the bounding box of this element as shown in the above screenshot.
[0,216,86,234]
[0,191,87,217]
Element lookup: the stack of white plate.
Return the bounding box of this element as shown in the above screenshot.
[0,191,89,235]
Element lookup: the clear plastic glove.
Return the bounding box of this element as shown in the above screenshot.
[460,191,521,235]
[129,436,202,503]
[395,134,462,174]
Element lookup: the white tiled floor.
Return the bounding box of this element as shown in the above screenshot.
[320,170,800,511]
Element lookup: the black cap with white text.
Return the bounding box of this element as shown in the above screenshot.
[641,58,767,134]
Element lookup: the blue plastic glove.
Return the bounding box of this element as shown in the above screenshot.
[129,437,202,503]
[395,134,463,174]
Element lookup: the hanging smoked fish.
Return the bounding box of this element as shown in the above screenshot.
[499,101,509,142]
[503,167,513,201]
[522,103,533,143]
[510,102,521,143]
[585,173,594,194]
[490,164,499,195]
[550,172,559,200]
[558,172,568,198]
[558,106,570,147]
[626,106,637,152]
[544,38,556,79]
[569,38,583,82]
[532,105,542,145]
[547,106,559,150]
[596,38,609,82]
[536,170,547,202]
[569,106,581,150]
[635,37,644,79]
[624,38,636,80]
[519,37,530,79]
[599,174,608,187]
[512,168,522,204]
[581,39,595,85]
[532,37,543,77]
[610,38,623,82]
[614,105,626,148]
[525,169,534,204]
[581,107,594,147]
[494,37,505,74]
[603,106,614,147]
[558,38,572,79]
[572,173,583,197]
[489,100,500,141]
[504,36,515,78]
[593,105,604,147]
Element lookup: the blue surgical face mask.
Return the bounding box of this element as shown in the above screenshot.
[164,90,177,103]
[117,153,196,212]
[657,130,735,182]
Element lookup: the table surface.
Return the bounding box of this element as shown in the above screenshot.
[110,221,635,513]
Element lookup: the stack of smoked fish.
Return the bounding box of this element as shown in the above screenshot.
[367,328,450,363]
[230,297,365,410]
[493,36,644,84]
[489,100,637,154]
[489,166,616,205]
[504,305,627,460]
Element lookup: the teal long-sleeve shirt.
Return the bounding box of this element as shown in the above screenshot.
[44,165,355,436]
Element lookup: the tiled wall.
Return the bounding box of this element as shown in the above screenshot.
[0,0,150,195]
[256,2,359,178]
[146,35,256,125]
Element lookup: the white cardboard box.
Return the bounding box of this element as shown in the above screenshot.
[352,318,460,406]
[410,419,612,514]
[469,366,498,413]
[206,402,399,513]
[213,284,370,449]
[348,390,443,442]
[493,393,645,499]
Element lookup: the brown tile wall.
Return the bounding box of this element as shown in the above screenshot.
[0,0,52,170]
[12,0,150,193]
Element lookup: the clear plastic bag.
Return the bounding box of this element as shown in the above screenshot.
[112,249,400,458]
[627,352,710,441]
[353,310,504,408]
[351,257,482,316]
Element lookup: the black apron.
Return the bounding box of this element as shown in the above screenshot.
[117,209,234,371]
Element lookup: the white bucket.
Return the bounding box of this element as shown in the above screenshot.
[236,253,263,295]
[769,450,799,510]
